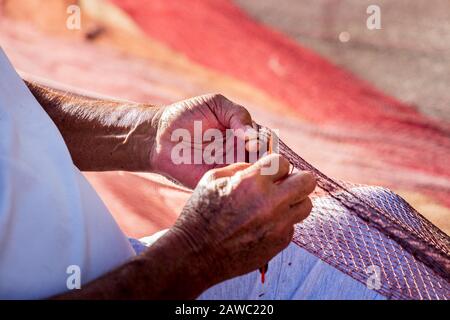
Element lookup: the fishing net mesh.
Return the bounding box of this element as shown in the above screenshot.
[256,124,450,300]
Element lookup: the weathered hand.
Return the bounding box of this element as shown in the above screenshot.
[151,94,254,188]
[170,154,316,285]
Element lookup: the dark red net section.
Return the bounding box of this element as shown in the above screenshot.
[256,124,450,300]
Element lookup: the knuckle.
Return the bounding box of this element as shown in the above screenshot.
[214,93,225,99]
[235,104,250,116]
[306,197,313,211]
[302,197,313,212]
[211,93,226,103]
[213,177,230,190]
[302,171,317,191]
[290,171,316,195]
[204,168,220,182]
[234,174,267,197]
[296,197,313,220]
[201,93,226,108]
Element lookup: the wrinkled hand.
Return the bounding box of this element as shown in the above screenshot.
[170,154,316,284]
[151,94,254,188]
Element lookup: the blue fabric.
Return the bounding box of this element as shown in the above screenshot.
[129,238,147,255]
[199,242,386,300]
[130,237,386,300]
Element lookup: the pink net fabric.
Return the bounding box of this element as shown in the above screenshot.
[257,125,450,300]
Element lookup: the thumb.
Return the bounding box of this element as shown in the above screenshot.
[227,104,253,133]
[208,94,257,151]
[212,94,253,132]
[202,162,252,184]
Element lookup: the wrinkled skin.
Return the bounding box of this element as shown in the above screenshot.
[152,93,255,188]
[152,94,317,283]
[171,154,316,283]
[27,81,317,298]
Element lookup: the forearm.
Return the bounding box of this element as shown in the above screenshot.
[25,80,162,172]
[53,230,215,299]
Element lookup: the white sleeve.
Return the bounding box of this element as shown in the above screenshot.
[0,48,135,299]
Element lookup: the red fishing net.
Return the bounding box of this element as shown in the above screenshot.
[256,124,450,300]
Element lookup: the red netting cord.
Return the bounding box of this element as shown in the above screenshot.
[256,124,450,300]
